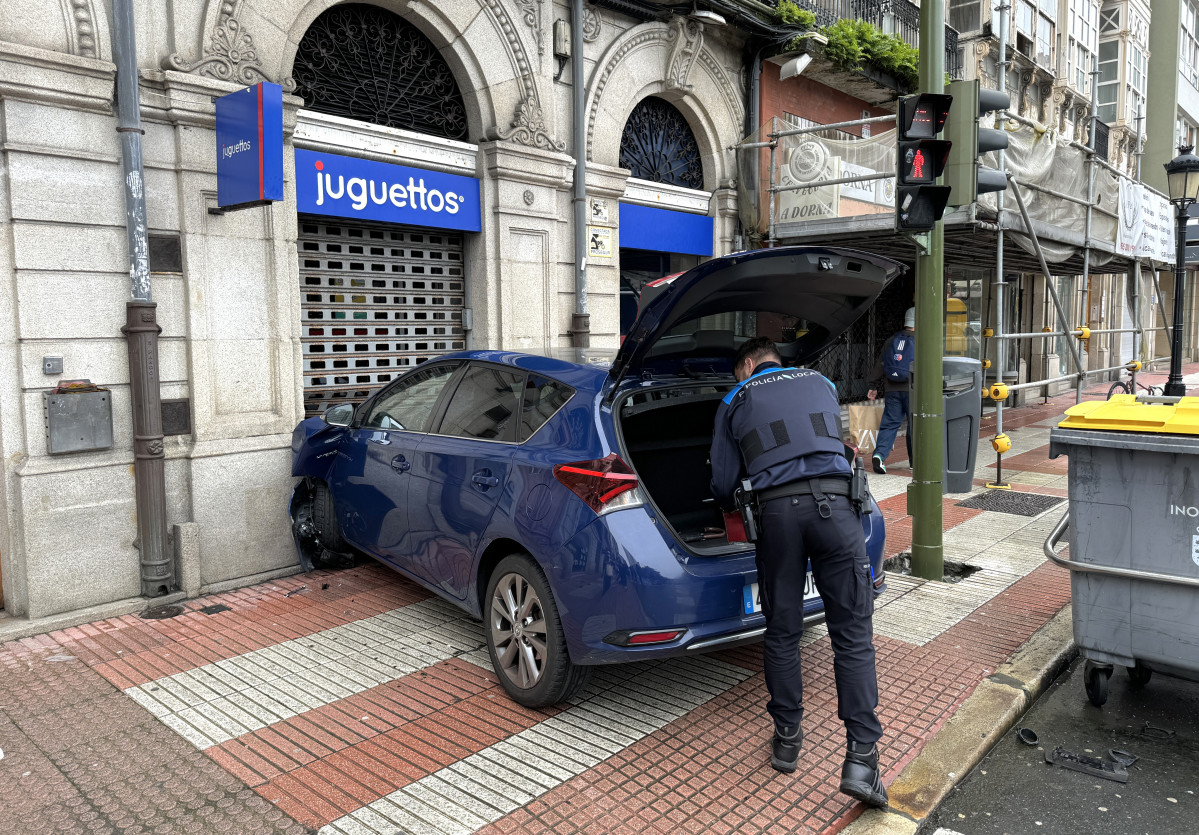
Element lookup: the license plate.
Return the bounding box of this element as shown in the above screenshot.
[743,573,819,615]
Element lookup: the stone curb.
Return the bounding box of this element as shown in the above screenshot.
[842,604,1078,835]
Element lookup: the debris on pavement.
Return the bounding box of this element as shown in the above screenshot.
[1016,727,1039,745]
[1140,722,1177,740]
[1044,746,1129,783]
[1108,749,1139,767]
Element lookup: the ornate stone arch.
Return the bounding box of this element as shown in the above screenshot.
[64,0,108,59]
[585,19,741,191]
[0,0,109,60]
[167,0,562,151]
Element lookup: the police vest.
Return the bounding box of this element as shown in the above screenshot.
[726,367,846,477]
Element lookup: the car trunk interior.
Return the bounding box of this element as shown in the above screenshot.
[617,385,744,553]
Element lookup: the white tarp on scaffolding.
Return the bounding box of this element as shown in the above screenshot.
[1123,184,1176,265]
[739,114,1169,271]
[975,121,1119,265]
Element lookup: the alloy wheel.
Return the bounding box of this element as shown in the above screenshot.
[489,571,548,689]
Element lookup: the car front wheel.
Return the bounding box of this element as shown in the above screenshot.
[485,554,590,707]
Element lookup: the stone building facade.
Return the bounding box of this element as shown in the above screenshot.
[0,1,747,620]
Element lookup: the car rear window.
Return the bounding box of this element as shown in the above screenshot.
[519,375,574,441]
[438,365,524,442]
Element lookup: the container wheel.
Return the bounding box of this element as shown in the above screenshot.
[1084,661,1111,707]
[1126,661,1153,687]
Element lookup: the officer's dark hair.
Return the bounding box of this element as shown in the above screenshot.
[733,336,781,371]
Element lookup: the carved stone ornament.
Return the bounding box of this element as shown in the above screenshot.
[582,5,601,43]
[166,11,296,92]
[665,16,704,91]
[1038,82,1054,125]
[70,0,98,58]
[493,95,566,152]
[523,189,535,206]
[972,40,992,86]
[1074,104,1090,143]
[514,0,544,55]
[1056,88,1074,134]
[1017,70,1034,116]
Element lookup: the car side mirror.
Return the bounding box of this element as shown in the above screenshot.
[322,403,354,427]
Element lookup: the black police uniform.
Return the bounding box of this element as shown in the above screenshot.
[710,361,883,747]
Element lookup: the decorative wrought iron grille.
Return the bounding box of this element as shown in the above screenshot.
[619,98,704,189]
[292,4,468,141]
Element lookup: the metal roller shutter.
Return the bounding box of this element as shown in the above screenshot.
[298,216,466,417]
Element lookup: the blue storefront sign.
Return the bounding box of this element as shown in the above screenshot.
[618,203,713,256]
[215,82,284,208]
[295,149,481,233]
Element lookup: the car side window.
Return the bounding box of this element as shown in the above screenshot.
[519,375,574,441]
[436,365,525,442]
[362,362,460,432]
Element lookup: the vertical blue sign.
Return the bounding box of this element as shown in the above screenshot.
[215,82,284,208]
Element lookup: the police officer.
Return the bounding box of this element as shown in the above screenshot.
[710,336,887,808]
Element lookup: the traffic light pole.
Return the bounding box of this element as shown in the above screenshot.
[908,0,946,581]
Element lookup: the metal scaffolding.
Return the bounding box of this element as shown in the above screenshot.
[731,63,1179,489]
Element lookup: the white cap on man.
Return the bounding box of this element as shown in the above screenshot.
[904,307,915,329]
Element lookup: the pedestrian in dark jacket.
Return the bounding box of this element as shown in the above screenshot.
[867,307,915,474]
[709,336,888,808]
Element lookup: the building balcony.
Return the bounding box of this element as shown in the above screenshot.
[786,0,963,81]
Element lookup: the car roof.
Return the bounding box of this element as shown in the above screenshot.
[437,350,607,389]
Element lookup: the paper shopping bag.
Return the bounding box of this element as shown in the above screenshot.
[847,401,884,459]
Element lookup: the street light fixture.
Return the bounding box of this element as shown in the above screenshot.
[1162,144,1199,397]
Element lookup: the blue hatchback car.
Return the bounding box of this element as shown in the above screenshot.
[289,246,903,706]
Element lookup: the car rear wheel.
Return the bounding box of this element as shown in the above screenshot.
[485,554,590,707]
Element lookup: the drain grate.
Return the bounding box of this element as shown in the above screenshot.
[957,491,1065,517]
[139,603,185,620]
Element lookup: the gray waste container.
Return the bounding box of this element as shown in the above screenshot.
[909,357,983,493]
[1047,400,1199,707]
[941,357,983,493]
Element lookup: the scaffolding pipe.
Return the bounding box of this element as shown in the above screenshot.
[1013,179,1118,218]
[1001,362,1145,394]
[1076,53,1100,404]
[992,0,1010,487]
[1008,175,1086,378]
[1131,261,1140,390]
[769,172,889,193]
[770,114,897,138]
[1150,269,1175,368]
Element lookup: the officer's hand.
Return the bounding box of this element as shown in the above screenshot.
[867,389,877,400]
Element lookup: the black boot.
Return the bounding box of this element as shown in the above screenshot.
[770,725,802,773]
[840,741,888,807]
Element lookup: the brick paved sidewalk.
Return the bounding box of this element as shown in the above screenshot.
[2,371,1187,835]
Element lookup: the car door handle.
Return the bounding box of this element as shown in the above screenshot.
[472,471,500,488]
[391,454,410,473]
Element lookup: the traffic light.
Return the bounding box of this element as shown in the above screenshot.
[944,79,1010,206]
[895,94,953,231]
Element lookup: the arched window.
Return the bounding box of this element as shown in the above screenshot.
[618,97,704,189]
[292,3,468,141]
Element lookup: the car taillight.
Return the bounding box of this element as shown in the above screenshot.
[602,628,686,647]
[554,453,640,513]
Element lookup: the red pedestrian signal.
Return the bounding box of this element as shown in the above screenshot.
[895,94,953,230]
